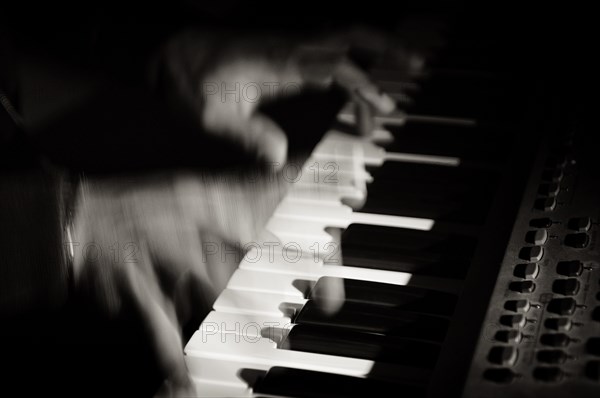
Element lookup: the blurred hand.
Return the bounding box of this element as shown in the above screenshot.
[69,27,423,396]
[70,170,289,396]
[151,29,398,166]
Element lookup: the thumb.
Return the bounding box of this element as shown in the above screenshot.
[121,262,193,394]
[247,112,288,167]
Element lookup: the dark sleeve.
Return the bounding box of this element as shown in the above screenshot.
[1,25,73,316]
[0,168,73,316]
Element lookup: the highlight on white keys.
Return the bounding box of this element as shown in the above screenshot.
[314,129,460,167]
[271,199,434,231]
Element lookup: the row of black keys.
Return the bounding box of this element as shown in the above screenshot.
[342,74,513,277]
[251,42,516,398]
[338,128,495,279]
[278,278,455,373]
[243,277,456,398]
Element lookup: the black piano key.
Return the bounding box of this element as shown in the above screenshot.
[341,224,476,278]
[282,324,441,369]
[254,366,427,398]
[383,122,512,165]
[405,81,505,120]
[361,162,499,225]
[308,277,457,316]
[295,300,450,342]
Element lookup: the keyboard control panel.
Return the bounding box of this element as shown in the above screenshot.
[463,131,600,397]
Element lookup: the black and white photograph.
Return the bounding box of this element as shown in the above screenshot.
[0,1,596,397]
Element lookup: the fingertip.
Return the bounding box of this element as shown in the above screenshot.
[378,92,397,114]
[257,135,288,168]
[355,87,396,115]
[355,99,375,137]
[313,276,345,315]
[251,114,288,167]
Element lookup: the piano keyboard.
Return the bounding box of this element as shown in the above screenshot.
[181,22,526,396]
[180,12,598,398]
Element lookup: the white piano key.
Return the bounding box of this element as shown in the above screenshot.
[201,311,293,337]
[314,136,460,167]
[187,356,272,390]
[213,289,306,318]
[227,269,313,297]
[185,330,379,380]
[228,267,413,296]
[337,110,407,127]
[319,128,394,145]
[234,246,462,294]
[296,164,369,187]
[266,216,335,238]
[300,155,371,176]
[247,260,412,285]
[287,184,366,206]
[271,201,435,231]
[190,378,252,398]
[350,211,434,230]
[384,151,461,166]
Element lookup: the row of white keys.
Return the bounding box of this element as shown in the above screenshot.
[223,265,413,306]
[186,111,462,395]
[234,249,414,291]
[197,128,436,332]
[264,130,436,255]
[186,311,418,395]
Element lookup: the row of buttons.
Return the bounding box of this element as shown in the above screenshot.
[485,361,600,383]
[527,213,592,380]
[529,217,592,247]
[483,153,600,384]
[485,219,552,374]
[485,154,584,383]
[509,261,588,293]
[533,159,564,211]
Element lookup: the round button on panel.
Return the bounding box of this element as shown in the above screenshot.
[509,280,536,293]
[568,217,592,232]
[540,333,571,347]
[519,246,544,262]
[530,218,553,228]
[525,229,549,245]
[514,263,540,279]
[547,298,577,316]
[500,314,526,328]
[488,346,519,366]
[533,366,565,382]
[495,330,523,344]
[538,183,560,197]
[552,279,581,296]
[556,260,583,277]
[535,197,557,212]
[564,233,590,248]
[504,300,531,313]
[537,350,568,364]
[544,318,572,332]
